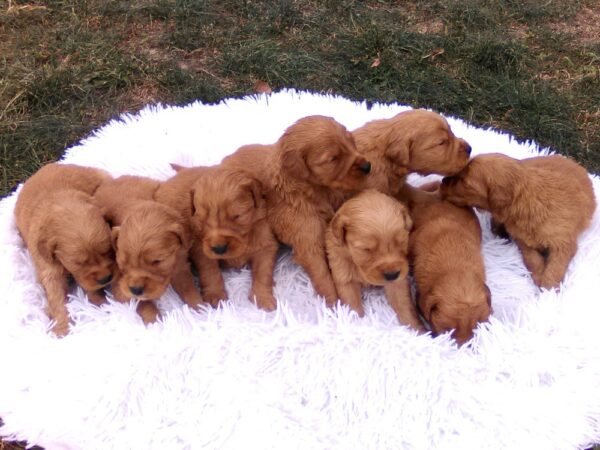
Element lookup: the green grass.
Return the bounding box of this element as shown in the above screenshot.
[1,0,600,198]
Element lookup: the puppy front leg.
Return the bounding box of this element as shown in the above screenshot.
[384,278,425,332]
[85,289,106,306]
[293,246,338,306]
[273,212,337,303]
[137,301,159,324]
[171,252,205,309]
[335,280,364,317]
[539,241,578,289]
[249,243,278,311]
[515,239,545,286]
[38,264,70,336]
[191,242,226,307]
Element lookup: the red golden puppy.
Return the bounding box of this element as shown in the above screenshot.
[14,163,115,336]
[94,175,203,323]
[325,190,424,331]
[440,153,596,289]
[188,165,279,310]
[222,115,372,305]
[403,183,491,345]
[353,109,471,196]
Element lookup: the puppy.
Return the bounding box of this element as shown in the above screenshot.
[222,115,372,305]
[403,183,491,345]
[440,153,596,289]
[188,165,279,310]
[14,163,115,336]
[325,190,424,331]
[94,175,203,323]
[353,109,471,196]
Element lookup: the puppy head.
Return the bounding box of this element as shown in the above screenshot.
[191,167,266,260]
[39,194,115,292]
[330,191,412,285]
[386,110,471,177]
[440,153,516,210]
[419,274,492,345]
[112,202,189,300]
[279,115,371,191]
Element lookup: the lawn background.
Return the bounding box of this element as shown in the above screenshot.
[1,0,600,198]
[1,1,599,449]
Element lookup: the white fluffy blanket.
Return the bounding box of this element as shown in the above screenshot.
[1,90,599,450]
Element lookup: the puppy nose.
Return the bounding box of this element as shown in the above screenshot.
[358,160,371,174]
[97,274,113,286]
[383,271,400,281]
[129,285,144,296]
[441,176,452,186]
[464,145,472,156]
[212,244,228,255]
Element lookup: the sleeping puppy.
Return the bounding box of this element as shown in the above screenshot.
[14,163,115,336]
[403,183,491,345]
[325,190,424,331]
[353,109,471,196]
[222,115,372,305]
[188,165,279,310]
[94,175,204,323]
[440,153,596,289]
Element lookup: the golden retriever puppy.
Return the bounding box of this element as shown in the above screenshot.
[14,163,115,336]
[221,115,372,305]
[403,183,491,345]
[353,109,471,196]
[325,190,424,331]
[440,153,596,289]
[94,175,203,323]
[188,165,279,310]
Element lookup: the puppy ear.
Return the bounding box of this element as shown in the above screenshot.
[247,178,266,212]
[280,142,310,180]
[487,184,513,210]
[168,221,191,250]
[418,292,438,322]
[385,136,411,171]
[37,232,58,263]
[330,212,348,245]
[189,188,196,217]
[484,283,493,313]
[111,226,120,250]
[400,205,413,232]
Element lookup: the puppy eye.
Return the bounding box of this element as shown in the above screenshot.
[151,259,163,266]
[438,139,449,146]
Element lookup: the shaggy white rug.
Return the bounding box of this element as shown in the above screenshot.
[1,90,599,450]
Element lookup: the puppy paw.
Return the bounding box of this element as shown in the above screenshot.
[252,290,277,311]
[181,292,206,310]
[86,289,107,306]
[137,301,159,324]
[203,290,227,308]
[51,320,70,337]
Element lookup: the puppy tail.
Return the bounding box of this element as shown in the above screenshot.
[170,163,187,172]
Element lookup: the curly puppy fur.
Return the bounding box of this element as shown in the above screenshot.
[403,183,491,345]
[95,175,203,323]
[14,163,115,336]
[223,115,372,305]
[353,109,471,196]
[325,190,424,331]
[188,164,279,310]
[440,153,596,289]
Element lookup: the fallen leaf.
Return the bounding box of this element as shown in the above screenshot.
[371,57,381,68]
[253,80,272,94]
